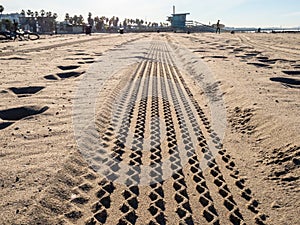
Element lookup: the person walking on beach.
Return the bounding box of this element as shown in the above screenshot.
[216,20,221,34]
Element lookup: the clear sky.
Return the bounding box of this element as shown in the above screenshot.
[1,0,300,28]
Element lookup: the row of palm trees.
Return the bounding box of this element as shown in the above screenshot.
[0,5,168,27]
[0,5,169,33]
[20,9,58,19]
[65,12,169,32]
[0,5,57,18]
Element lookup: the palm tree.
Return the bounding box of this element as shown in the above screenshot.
[27,10,32,17]
[40,10,45,17]
[0,5,4,15]
[46,11,52,17]
[109,17,113,27]
[87,12,93,26]
[65,13,70,21]
[114,17,119,27]
[123,19,128,28]
[135,19,140,27]
[69,17,74,25]
[20,9,25,16]
[78,15,84,25]
[73,15,78,25]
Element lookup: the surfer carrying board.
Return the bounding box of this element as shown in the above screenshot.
[216,20,221,34]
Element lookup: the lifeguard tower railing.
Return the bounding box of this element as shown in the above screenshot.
[186,20,215,32]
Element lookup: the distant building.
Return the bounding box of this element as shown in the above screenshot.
[0,13,57,33]
[0,13,21,23]
[0,13,21,31]
[57,21,84,34]
[20,16,57,33]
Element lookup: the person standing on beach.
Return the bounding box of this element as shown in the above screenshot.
[12,19,19,40]
[216,20,221,34]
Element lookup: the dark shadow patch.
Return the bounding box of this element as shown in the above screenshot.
[64,58,79,60]
[9,86,45,95]
[193,50,206,53]
[233,48,244,52]
[211,55,228,59]
[74,53,89,56]
[57,71,85,79]
[292,63,300,68]
[282,70,300,76]
[0,106,49,121]
[258,59,277,64]
[256,56,269,60]
[57,65,80,71]
[44,75,58,80]
[274,59,296,63]
[270,77,300,88]
[247,62,271,68]
[0,57,30,61]
[244,52,260,57]
[0,122,14,130]
[78,61,95,64]
[84,60,95,64]
[82,57,95,60]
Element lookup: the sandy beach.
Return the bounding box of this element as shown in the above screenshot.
[0,32,299,225]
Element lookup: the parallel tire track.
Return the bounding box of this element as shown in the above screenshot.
[77,38,267,225]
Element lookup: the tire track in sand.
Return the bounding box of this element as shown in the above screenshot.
[69,37,267,225]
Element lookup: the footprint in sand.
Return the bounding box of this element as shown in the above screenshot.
[9,86,45,97]
[44,74,59,80]
[292,64,300,69]
[0,106,49,121]
[44,65,85,80]
[282,70,300,76]
[0,56,30,61]
[74,53,89,56]
[78,57,96,65]
[270,77,300,88]
[0,106,49,130]
[247,62,271,68]
[57,65,80,71]
[0,121,14,130]
[57,71,85,79]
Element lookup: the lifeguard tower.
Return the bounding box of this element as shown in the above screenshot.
[167,6,190,32]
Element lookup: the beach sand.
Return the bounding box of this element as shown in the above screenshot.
[0,32,299,225]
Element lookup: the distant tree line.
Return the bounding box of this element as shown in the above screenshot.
[0,5,169,33]
[20,9,58,19]
[65,12,169,31]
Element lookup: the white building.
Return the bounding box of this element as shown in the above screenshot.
[0,13,22,23]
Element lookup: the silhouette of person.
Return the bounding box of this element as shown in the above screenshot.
[216,20,221,34]
[13,19,19,32]
[12,19,19,40]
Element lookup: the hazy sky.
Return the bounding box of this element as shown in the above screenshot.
[1,0,300,27]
